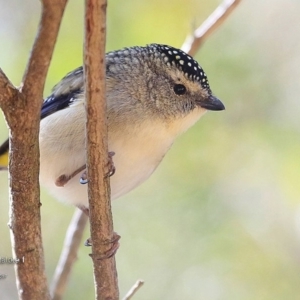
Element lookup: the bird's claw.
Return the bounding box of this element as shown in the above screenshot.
[106,151,116,178]
[80,171,88,184]
[80,151,115,184]
[86,232,121,259]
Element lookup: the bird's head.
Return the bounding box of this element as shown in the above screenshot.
[106,44,224,125]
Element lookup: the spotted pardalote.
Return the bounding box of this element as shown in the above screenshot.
[0,44,224,209]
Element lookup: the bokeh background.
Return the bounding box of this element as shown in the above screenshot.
[1,0,300,299]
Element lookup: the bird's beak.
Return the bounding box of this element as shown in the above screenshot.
[197,95,225,111]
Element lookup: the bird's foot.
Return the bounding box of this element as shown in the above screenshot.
[77,206,120,258]
[55,164,86,187]
[80,151,116,184]
[86,232,121,259]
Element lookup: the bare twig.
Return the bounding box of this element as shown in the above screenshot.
[50,209,88,300]
[122,280,145,300]
[181,0,242,56]
[84,0,119,299]
[0,1,68,299]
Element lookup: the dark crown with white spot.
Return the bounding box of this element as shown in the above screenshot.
[148,44,210,91]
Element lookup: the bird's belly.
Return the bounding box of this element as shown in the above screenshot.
[39,117,169,207]
[39,146,164,207]
[110,150,160,200]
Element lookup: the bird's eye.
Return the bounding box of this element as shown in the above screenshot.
[173,84,186,95]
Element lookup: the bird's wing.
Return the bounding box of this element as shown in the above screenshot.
[0,66,85,166]
[41,66,84,120]
[41,89,83,120]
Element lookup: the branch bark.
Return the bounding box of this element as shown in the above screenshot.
[0,1,67,299]
[181,0,242,56]
[84,0,119,299]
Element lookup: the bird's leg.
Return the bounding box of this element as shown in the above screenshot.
[55,151,115,186]
[77,205,120,259]
[80,151,116,184]
[55,164,86,187]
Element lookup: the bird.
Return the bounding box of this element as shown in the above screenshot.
[0,44,224,212]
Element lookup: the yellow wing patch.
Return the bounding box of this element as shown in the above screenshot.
[0,151,8,169]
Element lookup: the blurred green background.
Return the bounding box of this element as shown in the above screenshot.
[1,0,300,299]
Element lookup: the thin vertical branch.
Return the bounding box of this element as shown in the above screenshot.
[84,0,119,299]
[51,209,88,300]
[0,1,68,299]
[181,0,242,56]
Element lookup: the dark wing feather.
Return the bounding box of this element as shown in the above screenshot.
[41,89,82,120]
[0,139,9,157]
[41,66,84,119]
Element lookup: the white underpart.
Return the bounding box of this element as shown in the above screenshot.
[39,103,206,207]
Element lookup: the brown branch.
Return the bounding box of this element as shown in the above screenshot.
[84,0,119,299]
[22,0,68,99]
[122,280,144,300]
[51,209,88,300]
[0,69,19,112]
[0,1,68,299]
[181,0,242,56]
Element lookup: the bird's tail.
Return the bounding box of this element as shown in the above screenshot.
[0,139,9,170]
